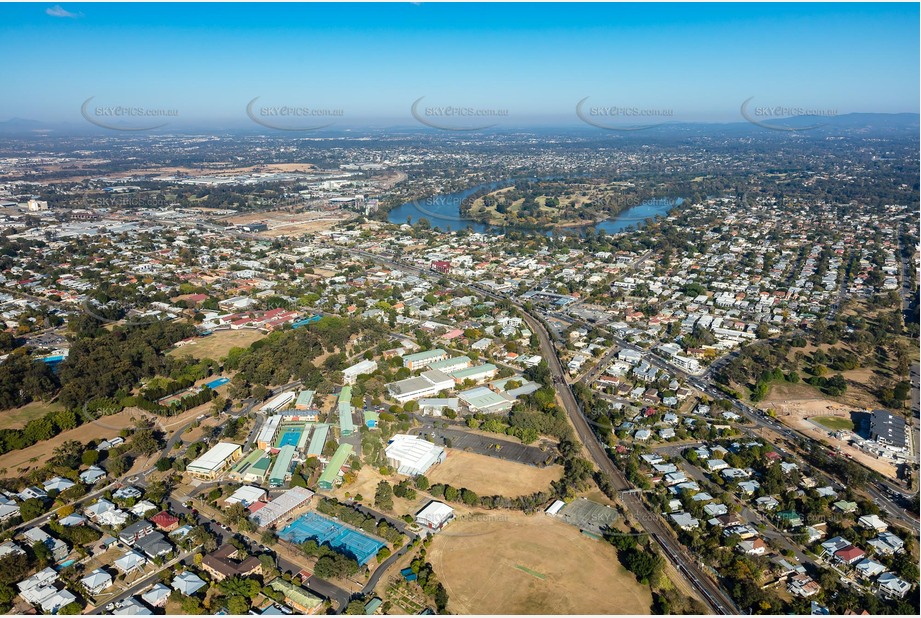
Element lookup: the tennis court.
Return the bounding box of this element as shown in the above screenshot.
[278,512,385,565]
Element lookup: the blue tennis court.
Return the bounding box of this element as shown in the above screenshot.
[276,426,303,448]
[278,512,385,565]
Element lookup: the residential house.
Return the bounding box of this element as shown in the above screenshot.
[136,532,172,559]
[867,532,904,555]
[834,545,866,566]
[79,466,107,484]
[788,574,821,598]
[80,569,113,596]
[141,583,171,608]
[119,520,154,545]
[150,511,180,532]
[857,514,888,533]
[738,538,767,555]
[854,559,886,580]
[114,550,147,575]
[0,494,21,523]
[42,477,75,494]
[201,544,263,581]
[22,527,69,562]
[878,573,911,599]
[172,571,207,596]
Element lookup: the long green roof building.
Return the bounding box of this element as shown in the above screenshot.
[317,443,353,490]
[269,444,297,487]
[338,386,354,436]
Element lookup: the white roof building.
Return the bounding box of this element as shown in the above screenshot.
[0,540,24,558]
[130,501,159,517]
[42,477,76,493]
[85,499,116,520]
[415,501,454,531]
[343,359,378,384]
[79,466,107,484]
[39,588,77,614]
[17,567,58,599]
[80,568,113,595]
[141,583,171,608]
[225,485,267,507]
[0,495,20,522]
[878,573,911,598]
[112,597,153,615]
[256,415,282,448]
[857,514,888,532]
[250,486,315,528]
[259,391,295,414]
[114,550,147,574]
[186,442,242,479]
[387,369,455,403]
[385,434,446,476]
[854,559,886,579]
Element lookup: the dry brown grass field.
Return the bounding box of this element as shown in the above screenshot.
[167,328,266,361]
[428,510,652,614]
[425,450,562,497]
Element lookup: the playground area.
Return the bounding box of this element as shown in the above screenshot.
[278,512,385,565]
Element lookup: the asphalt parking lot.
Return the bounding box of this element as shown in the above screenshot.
[421,426,554,467]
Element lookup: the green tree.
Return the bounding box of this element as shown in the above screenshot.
[374,481,394,510]
[58,602,83,615]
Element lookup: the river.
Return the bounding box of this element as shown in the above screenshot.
[387,179,682,235]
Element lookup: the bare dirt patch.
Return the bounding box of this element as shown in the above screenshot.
[759,384,897,479]
[0,409,141,474]
[221,209,355,237]
[428,510,652,614]
[426,450,562,497]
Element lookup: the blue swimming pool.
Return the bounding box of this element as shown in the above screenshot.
[205,377,230,389]
[276,427,303,448]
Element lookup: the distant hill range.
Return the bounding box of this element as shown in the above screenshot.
[0,112,917,137]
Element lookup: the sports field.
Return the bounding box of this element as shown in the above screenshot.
[278,512,384,565]
[428,510,651,614]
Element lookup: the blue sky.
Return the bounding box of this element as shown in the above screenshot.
[1,2,918,127]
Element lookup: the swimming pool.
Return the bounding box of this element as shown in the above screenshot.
[278,512,385,565]
[205,377,230,389]
[276,427,303,448]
